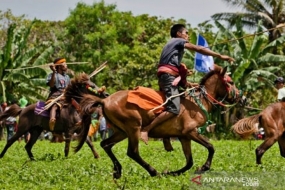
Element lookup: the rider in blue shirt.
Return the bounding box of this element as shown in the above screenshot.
[46,58,70,131]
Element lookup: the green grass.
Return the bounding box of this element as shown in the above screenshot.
[0,139,284,189]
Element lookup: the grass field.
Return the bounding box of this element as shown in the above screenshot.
[0,139,284,190]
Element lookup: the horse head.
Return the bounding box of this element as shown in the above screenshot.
[200,65,242,106]
[64,73,108,103]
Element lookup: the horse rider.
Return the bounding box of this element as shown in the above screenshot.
[274,76,285,101]
[140,23,235,144]
[46,58,72,131]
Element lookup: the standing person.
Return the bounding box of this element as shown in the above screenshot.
[18,96,30,143]
[274,77,285,101]
[140,24,235,144]
[88,118,99,141]
[4,101,17,141]
[0,102,7,140]
[46,58,71,131]
[97,106,107,140]
[107,123,113,138]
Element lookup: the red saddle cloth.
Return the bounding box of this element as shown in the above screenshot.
[127,86,166,114]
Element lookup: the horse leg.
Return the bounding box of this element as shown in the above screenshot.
[25,127,43,160]
[125,129,158,177]
[165,138,193,176]
[278,132,285,158]
[256,137,278,164]
[189,131,214,173]
[0,131,25,158]
[163,138,174,152]
[100,130,127,179]
[85,137,99,158]
[64,134,71,157]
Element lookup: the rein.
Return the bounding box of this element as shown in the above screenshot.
[187,84,238,134]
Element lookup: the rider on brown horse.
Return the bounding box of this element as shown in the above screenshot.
[46,58,80,131]
[140,24,235,144]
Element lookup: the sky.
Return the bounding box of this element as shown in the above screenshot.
[0,0,238,27]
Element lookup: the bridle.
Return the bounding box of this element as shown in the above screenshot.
[186,73,242,134]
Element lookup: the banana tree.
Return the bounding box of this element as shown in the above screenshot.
[0,21,54,103]
[212,19,285,104]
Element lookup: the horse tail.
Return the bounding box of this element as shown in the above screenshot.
[0,104,22,121]
[74,94,104,153]
[231,114,260,139]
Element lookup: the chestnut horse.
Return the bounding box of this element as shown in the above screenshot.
[232,101,285,164]
[0,73,106,160]
[75,66,241,178]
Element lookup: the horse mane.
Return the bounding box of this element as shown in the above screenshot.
[200,64,223,85]
[64,73,90,103]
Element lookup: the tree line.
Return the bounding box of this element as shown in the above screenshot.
[1,0,285,137]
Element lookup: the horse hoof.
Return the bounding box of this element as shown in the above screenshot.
[194,166,209,174]
[113,172,121,179]
[150,171,159,177]
[162,170,179,176]
[162,170,168,175]
[164,147,174,152]
[30,157,36,161]
[94,154,100,159]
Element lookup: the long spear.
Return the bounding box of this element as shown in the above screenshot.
[209,24,285,48]
[5,62,89,71]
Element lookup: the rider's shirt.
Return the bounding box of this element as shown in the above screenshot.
[158,38,187,69]
[46,72,70,98]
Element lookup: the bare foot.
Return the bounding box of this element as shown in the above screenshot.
[49,118,56,131]
[140,131,149,145]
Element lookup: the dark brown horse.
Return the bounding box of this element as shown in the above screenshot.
[0,73,106,160]
[232,101,285,164]
[75,66,241,178]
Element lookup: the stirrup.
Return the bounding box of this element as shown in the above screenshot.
[49,118,56,131]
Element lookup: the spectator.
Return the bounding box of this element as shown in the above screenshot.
[274,77,285,101]
[0,102,7,140]
[97,106,107,140]
[107,123,113,138]
[4,101,17,141]
[18,96,30,143]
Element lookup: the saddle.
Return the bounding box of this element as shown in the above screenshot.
[127,86,166,114]
[34,99,81,118]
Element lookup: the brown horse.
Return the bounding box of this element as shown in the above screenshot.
[0,73,106,160]
[232,101,285,164]
[75,66,241,178]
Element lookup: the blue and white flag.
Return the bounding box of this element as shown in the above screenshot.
[194,34,214,73]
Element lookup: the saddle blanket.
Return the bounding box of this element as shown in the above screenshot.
[127,86,165,114]
[34,101,50,117]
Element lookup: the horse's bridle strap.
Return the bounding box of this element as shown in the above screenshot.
[71,98,81,112]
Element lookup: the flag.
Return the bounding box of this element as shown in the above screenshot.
[194,34,214,73]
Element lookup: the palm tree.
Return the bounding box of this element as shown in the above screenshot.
[212,0,285,43]
[0,21,54,103]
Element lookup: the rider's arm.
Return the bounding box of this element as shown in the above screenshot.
[47,65,57,88]
[184,42,235,63]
